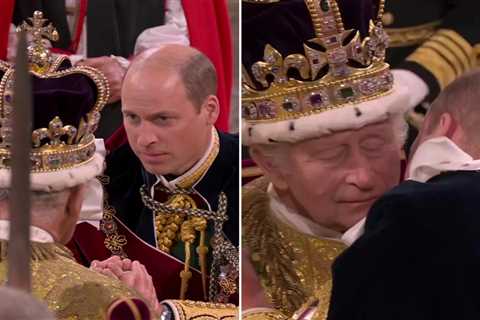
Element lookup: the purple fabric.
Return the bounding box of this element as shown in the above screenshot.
[32,73,97,130]
[1,56,98,138]
[337,0,379,37]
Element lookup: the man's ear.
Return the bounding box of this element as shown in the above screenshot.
[66,184,86,219]
[432,112,457,139]
[201,95,220,125]
[249,146,289,191]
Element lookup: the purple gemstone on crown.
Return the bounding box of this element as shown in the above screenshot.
[312,58,319,64]
[326,36,338,45]
[310,94,323,107]
[359,79,378,95]
[258,101,276,118]
[4,95,11,104]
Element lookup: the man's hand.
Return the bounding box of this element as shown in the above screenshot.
[119,261,161,315]
[77,56,127,104]
[90,255,123,279]
[90,257,161,315]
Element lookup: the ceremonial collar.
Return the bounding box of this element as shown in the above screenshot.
[152,127,220,193]
[407,137,480,183]
[267,184,365,246]
[0,220,54,243]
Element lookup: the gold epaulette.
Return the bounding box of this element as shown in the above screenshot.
[406,28,477,89]
[162,300,237,320]
[386,21,441,48]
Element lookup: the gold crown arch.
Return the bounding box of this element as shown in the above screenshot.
[242,0,393,123]
[0,11,109,172]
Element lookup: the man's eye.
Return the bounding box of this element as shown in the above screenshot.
[309,148,345,161]
[361,138,386,151]
[124,114,140,124]
[154,116,172,126]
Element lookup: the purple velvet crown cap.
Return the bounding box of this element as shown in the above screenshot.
[31,59,99,131]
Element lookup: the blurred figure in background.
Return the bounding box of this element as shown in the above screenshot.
[0,286,55,320]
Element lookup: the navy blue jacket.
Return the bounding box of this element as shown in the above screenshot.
[329,171,480,320]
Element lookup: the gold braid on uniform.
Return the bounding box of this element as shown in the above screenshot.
[154,129,219,255]
[142,129,238,302]
[162,299,237,320]
[385,21,441,48]
[406,28,477,89]
[243,177,347,318]
[140,184,238,303]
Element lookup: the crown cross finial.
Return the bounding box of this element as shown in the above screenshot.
[32,117,77,147]
[17,11,59,73]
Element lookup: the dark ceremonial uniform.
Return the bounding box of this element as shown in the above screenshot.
[0,240,151,320]
[70,130,239,304]
[384,0,480,102]
[12,0,165,138]
[328,171,480,320]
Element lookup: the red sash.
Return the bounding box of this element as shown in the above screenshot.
[0,0,15,60]
[69,218,205,301]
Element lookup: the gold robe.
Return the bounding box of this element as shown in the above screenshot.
[0,240,146,320]
[243,178,347,320]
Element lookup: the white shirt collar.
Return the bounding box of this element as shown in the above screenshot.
[0,220,54,243]
[152,127,216,193]
[407,137,480,182]
[267,184,365,245]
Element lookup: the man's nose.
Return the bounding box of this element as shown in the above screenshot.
[136,123,157,147]
[344,152,376,190]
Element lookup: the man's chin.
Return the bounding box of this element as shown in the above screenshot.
[141,162,173,177]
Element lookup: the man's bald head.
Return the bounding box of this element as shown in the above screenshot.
[125,45,218,110]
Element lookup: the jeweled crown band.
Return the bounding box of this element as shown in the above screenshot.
[243,64,393,122]
[0,137,96,173]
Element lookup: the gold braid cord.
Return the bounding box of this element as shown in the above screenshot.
[151,129,224,301]
[243,177,346,318]
[140,185,237,303]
